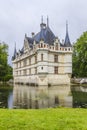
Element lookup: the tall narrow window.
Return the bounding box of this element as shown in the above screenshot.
[54,55,58,62]
[20,70,21,76]
[35,55,37,63]
[29,68,31,75]
[54,66,58,74]
[55,45,58,50]
[41,54,43,61]
[29,58,31,65]
[35,67,37,74]
[23,69,26,76]
[20,61,21,68]
[24,59,27,66]
[41,43,43,48]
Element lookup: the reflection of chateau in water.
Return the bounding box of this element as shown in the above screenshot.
[13,84,72,109]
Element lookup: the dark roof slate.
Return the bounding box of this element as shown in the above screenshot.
[64,32,72,47]
[64,23,72,47]
[33,26,56,45]
[26,25,56,45]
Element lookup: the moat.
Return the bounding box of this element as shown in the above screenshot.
[0,84,87,109]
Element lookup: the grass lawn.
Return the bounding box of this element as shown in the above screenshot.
[0,108,87,130]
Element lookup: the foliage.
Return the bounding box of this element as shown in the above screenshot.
[0,108,87,130]
[72,31,87,77]
[0,42,12,81]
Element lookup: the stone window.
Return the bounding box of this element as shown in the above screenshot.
[16,71,18,76]
[44,44,46,48]
[41,67,43,70]
[41,43,43,48]
[23,69,26,76]
[55,44,58,50]
[29,58,31,65]
[16,63,18,68]
[19,70,21,76]
[35,67,36,74]
[54,55,58,62]
[23,59,27,66]
[68,48,70,51]
[54,66,58,74]
[38,44,40,48]
[35,55,37,63]
[41,54,43,61]
[29,68,31,75]
[20,61,21,68]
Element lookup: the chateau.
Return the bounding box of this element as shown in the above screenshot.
[12,18,72,86]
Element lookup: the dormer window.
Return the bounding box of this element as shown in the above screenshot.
[41,43,43,48]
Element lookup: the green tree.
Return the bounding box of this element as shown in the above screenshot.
[0,42,12,81]
[72,32,87,77]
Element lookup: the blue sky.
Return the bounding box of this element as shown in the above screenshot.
[0,0,87,64]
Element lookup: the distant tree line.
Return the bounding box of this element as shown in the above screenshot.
[0,42,12,82]
[72,31,87,77]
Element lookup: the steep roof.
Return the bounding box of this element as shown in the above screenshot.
[64,22,72,47]
[12,43,17,60]
[26,22,56,45]
[33,25,56,45]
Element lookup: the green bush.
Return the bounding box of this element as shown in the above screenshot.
[4,75,13,81]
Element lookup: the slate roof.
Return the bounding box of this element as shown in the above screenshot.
[12,20,72,60]
[33,26,56,45]
[26,24,56,45]
[26,22,72,47]
[64,22,72,47]
[64,32,72,47]
[12,43,17,60]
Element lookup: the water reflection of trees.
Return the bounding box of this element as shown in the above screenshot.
[13,84,72,109]
[0,86,12,108]
[71,85,87,108]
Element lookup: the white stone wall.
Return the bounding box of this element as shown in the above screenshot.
[48,53,54,62]
[14,73,70,86]
[13,42,72,85]
[48,66,54,74]
[31,56,35,65]
[37,50,48,73]
[64,54,72,74]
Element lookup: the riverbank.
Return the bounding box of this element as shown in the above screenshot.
[71,78,87,84]
[0,108,87,130]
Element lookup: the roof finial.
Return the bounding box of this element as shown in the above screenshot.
[14,42,17,54]
[66,20,68,34]
[41,16,43,23]
[12,42,17,60]
[25,33,27,38]
[64,21,71,47]
[47,16,49,27]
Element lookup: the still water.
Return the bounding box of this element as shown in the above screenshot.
[0,84,87,109]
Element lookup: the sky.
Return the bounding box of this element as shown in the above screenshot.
[0,0,87,65]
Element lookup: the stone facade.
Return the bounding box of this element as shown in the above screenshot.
[12,19,72,86]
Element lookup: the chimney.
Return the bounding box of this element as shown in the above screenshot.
[32,32,35,37]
